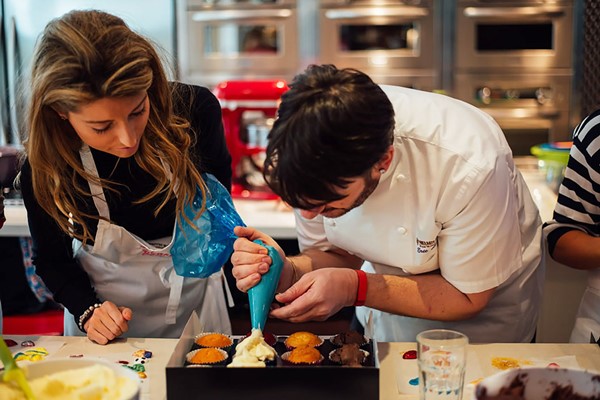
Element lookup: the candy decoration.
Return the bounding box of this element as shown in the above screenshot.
[20,340,35,347]
[118,360,130,365]
[402,350,417,359]
[547,362,560,368]
[409,377,419,386]
[14,347,49,362]
[4,339,18,347]
[134,357,147,365]
[132,349,152,359]
[69,354,84,358]
[125,363,145,373]
[137,372,147,379]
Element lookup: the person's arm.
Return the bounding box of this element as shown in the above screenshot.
[273,257,494,322]
[552,230,600,270]
[19,160,100,320]
[546,109,600,271]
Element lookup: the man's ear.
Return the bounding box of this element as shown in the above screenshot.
[378,145,394,171]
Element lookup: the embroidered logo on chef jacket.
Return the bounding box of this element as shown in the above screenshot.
[416,238,437,254]
[140,247,171,257]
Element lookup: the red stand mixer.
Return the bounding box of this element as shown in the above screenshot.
[214,80,289,200]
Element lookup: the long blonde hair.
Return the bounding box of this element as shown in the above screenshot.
[24,10,206,243]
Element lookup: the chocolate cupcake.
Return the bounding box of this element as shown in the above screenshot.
[194,332,233,351]
[330,331,367,347]
[284,331,323,350]
[329,343,369,367]
[282,346,324,366]
[186,348,229,366]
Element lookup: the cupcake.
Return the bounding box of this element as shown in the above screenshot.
[282,346,324,366]
[186,348,228,366]
[194,332,233,350]
[229,329,277,368]
[329,343,369,367]
[330,331,367,347]
[284,331,323,349]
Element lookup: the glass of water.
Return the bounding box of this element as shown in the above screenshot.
[417,329,469,400]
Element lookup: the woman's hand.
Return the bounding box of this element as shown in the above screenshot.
[230,226,291,292]
[84,301,132,345]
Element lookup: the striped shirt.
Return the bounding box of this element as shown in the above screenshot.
[545,108,600,254]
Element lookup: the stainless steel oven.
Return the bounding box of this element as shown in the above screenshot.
[319,0,441,90]
[177,0,299,86]
[455,0,575,71]
[454,72,572,155]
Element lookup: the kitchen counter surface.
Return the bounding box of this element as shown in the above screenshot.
[1,198,297,239]
[1,335,599,400]
[1,156,555,239]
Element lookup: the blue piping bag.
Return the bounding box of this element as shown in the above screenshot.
[248,239,284,330]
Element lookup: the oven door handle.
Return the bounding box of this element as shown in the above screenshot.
[324,7,428,20]
[483,108,561,120]
[191,9,292,22]
[463,7,564,19]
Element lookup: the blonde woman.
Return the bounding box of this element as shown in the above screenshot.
[18,10,232,343]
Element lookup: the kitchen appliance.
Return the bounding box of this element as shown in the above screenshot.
[453,72,572,155]
[213,80,289,200]
[452,0,578,155]
[455,0,575,71]
[177,0,299,88]
[0,145,19,189]
[0,0,176,146]
[318,0,442,90]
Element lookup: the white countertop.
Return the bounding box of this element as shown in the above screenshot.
[0,157,557,239]
[1,198,297,239]
[2,335,599,400]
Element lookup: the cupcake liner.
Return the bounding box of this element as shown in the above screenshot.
[328,347,370,367]
[284,332,324,350]
[185,348,229,366]
[281,349,324,366]
[193,332,234,351]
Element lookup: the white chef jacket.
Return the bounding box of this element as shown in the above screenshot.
[294,85,543,343]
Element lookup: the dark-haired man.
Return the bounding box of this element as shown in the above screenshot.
[231,64,543,343]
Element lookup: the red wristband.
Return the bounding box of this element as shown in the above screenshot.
[354,270,368,307]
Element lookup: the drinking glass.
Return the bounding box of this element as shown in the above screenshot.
[417,329,468,400]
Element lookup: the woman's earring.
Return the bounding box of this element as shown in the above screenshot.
[379,168,386,174]
[59,114,67,120]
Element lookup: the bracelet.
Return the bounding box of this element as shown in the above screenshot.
[78,303,102,332]
[353,270,368,307]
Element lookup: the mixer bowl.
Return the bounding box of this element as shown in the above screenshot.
[0,146,21,188]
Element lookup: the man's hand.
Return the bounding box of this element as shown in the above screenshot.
[270,268,358,322]
[230,226,293,292]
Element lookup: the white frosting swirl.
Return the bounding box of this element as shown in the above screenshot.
[228,329,276,368]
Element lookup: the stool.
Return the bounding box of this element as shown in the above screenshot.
[3,309,64,336]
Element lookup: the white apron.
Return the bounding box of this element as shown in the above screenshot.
[63,146,231,338]
[569,269,600,343]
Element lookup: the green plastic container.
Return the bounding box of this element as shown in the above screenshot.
[530,142,572,193]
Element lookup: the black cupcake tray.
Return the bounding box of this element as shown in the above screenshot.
[183,334,376,368]
[166,312,380,400]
